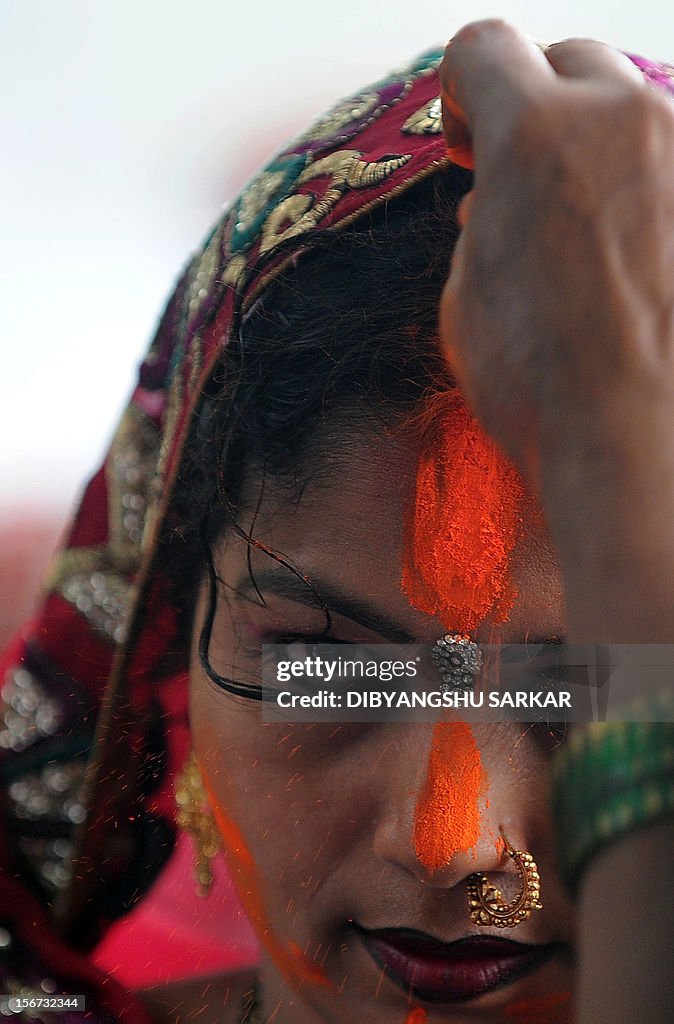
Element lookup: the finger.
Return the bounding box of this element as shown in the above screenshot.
[544,39,646,85]
[440,20,553,146]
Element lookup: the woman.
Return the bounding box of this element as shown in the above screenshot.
[0,21,672,1024]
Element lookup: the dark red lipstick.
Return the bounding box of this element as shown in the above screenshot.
[355,925,565,1003]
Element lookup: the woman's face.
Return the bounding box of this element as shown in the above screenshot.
[189,422,575,1024]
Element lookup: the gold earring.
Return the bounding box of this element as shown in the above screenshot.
[467,828,542,928]
[175,750,221,896]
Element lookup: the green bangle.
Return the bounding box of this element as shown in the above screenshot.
[551,694,674,894]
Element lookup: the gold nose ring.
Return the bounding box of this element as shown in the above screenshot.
[467,828,543,928]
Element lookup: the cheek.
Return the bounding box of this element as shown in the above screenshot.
[188,581,371,921]
[190,680,368,908]
[190,684,288,863]
[191,680,357,987]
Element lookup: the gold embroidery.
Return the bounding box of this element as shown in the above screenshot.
[402,96,442,135]
[388,50,444,78]
[151,367,184,540]
[260,195,313,253]
[185,219,226,329]
[305,150,365,182]
[235,169,290,233]
[341,154,411,188]
[301,92,380,143]
[46,546,119,585]
[187,332,203,396]
[230,157,307,254]
[106,405,160,559]
[259,151,411,254]
[222,253,247,290]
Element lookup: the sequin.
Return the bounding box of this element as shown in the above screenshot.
[17,837,75,894]
[5,757,84,894]
[8,761,86,824]
[290,78,411,155]
[180,217,230,338]
[402,47,444,76]
[298,91,381,144]
[402,96,442,135]
[0,667,63,752]
[107,405,159,554]
[0,981,63,1023]
[59,571,132,644]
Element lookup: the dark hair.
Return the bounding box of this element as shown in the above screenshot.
[163,164,472,695]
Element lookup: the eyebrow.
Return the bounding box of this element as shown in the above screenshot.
[236,567,418,644]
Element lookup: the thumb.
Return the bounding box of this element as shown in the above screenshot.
[441,21,551,161]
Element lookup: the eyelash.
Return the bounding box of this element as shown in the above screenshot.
[259,634,352,675]
[206,634,353,703]
[218,617,571,756]
[272,633,351,649]
[268,638,569,748]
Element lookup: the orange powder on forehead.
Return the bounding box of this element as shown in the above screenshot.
[199,762,330,991]
[413,721,486,871]
[402,394,524,631]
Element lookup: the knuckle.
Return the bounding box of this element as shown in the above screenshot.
[547,36,608,53]
[543,38,578,58]
[447,18,520,54]
[619,86,674,154]
[459,16,516,37]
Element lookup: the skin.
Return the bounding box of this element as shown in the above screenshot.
[143,25,674,1022]
[439,22,674,1023]
[439,22,674,643]
[189,426,576,1024]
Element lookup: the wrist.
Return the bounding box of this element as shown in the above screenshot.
[537,392,674,641]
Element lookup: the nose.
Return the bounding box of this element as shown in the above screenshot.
[371,721,532,889]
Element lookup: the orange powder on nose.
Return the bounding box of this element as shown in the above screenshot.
[402,395,523,632]
[199,762,330,990]
[413,721,486,871]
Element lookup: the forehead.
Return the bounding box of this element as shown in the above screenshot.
[225,424,565,644]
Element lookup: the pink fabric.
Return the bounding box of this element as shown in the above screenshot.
[93,834,258,986]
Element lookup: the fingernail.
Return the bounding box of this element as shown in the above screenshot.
[441,94,475,170]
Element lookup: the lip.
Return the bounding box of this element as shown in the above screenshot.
[354,924,565,1004]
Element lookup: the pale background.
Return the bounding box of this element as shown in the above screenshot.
[1,0,673,634]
